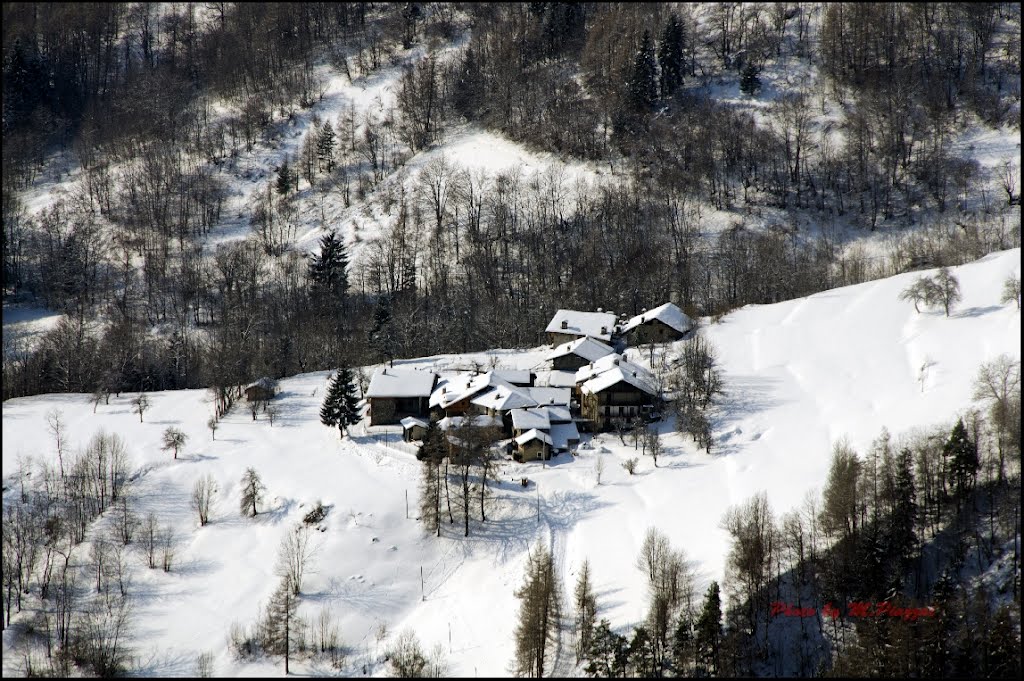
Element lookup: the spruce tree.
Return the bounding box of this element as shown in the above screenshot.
[369,295,397,366]
[943,418,978,502]
[308,231,350,309]
[694,581,722,677]
[452,46,485,120]
[275,157,294,195]
[739,62,762,96]
[627,625,657,677]
[658,14,686,98]
[585,619,628,678]
[321,367,361,438]
[316,120,336,173]
[574,559,598,663]
[628,30,658,112]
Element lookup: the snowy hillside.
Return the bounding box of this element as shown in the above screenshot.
[2,248,1019,677]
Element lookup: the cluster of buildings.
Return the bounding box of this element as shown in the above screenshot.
[365,303,694,463]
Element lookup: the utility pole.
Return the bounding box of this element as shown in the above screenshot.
[421,566,425,601]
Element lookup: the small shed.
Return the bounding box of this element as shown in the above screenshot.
[245,377,278,403]
[401,416,429,442]
[514,429,553,462]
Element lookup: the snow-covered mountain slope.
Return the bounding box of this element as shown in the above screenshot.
[2,249,1019,676]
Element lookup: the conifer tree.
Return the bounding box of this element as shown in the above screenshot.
[628,30,658,112]
[321,367,361,438]
[513,542,563,677]
[943,418,978,502]
[627,625,657,677]
[452,46,485,120]
[739,63,762,96]
[275,157,294,195]
[658,14,686,98]
[585,619,628,678]
[239,467,265,517]
[308,231,350,309]
[574,559,598,663]
[369,295,397,366]
[418,419,446,537]
[316,120,336,173]
[694,581,722,677]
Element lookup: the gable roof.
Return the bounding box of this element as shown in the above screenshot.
[515,429,553,447]
[367,368,436,398]
[546,336,616,363]
[574,353,654,386]
[622,302,694,336]
[491,369,533,386]
[522,387,572,406]
[246,376,278,391]
[429,372,498,409]
[545,309,617,341]
[549,422,581,450]
[470,384,537,411]
[437,414,503,431]
[400,416,428,429]
[510,408,551,431]
[580,366,659,397]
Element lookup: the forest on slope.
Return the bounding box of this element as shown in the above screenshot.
[2,2,1021,400]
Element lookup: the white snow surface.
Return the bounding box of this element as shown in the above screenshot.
[2,249,1020,677]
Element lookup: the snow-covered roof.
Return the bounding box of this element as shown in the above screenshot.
[510,408,550,431]
[437,414,503,431]
[579,366,658,397]
[622,302,694,336]
[543,370,579,387]
[470,384,536,411]
[492,370,533,386]
[514,429,553,446]
[546,336,616,363]
[246,376,278,391]
[522,387,572,406]
[366,368,436,398]
[574,354,654,385]
[550,422,580,450]
[400,416,428,430]
[429,372,497,409]
[545,309,617,341]
[544,405,572,423]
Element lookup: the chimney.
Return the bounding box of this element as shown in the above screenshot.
[597,307,603,313]
[600,326,607,335]
[442,387,447,394]
[613,359,620,366]
[632,371,637,377]
[561,319,568,329]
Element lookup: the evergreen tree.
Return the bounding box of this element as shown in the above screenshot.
[694,581,722,677]
[739,63,762,96]
[418,419,446,537]
[321,366,361,438]
[887,447,917,573]
[671,614,694,676]
[627,624,657,677]
[275,157,294,195]
[585,619,628,678]
[308,231,350,308]
[452,46,485,120]
[316,120,336,173]
[628,30,658,112]
[658,14,686,98]
[943,418,978,502]
[369,295,397,366]
[262,575,299,674]
[513,542,563,677]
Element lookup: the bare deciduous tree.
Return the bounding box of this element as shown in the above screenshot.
[276,525,317,595]
[239,467,265,517]
[191,474,216,526]
[132,394,150,422]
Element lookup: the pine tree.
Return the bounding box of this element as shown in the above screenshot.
[452,46,485,120]
[628,30,658,112]
[671,613,694,676]
[658,14,686,98]
[694,581,722,677]
[275,157,294,195]
[943,418,978,503]
[316,120,336,173]
[627,625,657,677]
[308,231,350,309]
[513,542,563,677]
[739,63,761,96]
[321,368,361,438]
[584,619,628,678]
